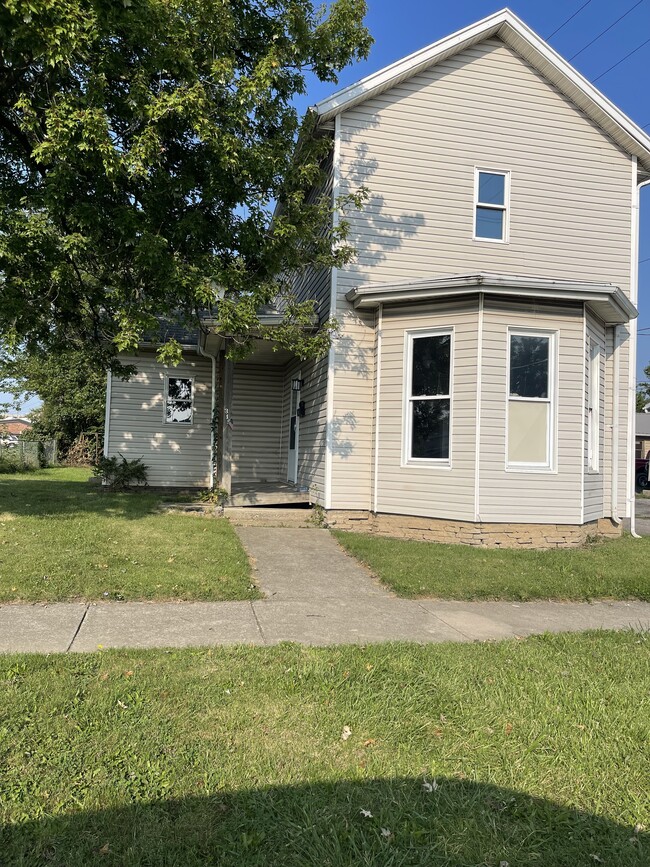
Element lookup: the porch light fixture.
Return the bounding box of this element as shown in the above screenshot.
[291,378,304,391]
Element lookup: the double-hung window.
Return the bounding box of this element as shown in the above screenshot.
[404,330,452,464]
[507,331,555,470]
[164,376,194,424]
[474,169,509,242]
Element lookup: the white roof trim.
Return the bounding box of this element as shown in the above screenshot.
[346,272,638,325]
[314,8,650,177]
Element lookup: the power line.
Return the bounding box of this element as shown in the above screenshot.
[547,0,595,39]
[569,0,646,60]
[593,34,650,80]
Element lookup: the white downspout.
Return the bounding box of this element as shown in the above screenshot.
[611,325,621,525]
[198,335,217,490]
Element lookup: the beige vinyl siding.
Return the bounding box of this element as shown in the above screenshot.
[331,35,633,517]
[584,312,606,521]
[107,352,211,487]
[617,327,632,517]
[329,307,376,509]
[281,355,329,503]
[337,39,632,290]
[231,364,283,481]
[601,326,631,518]
[478,299,583,523]
[376,298,478,520]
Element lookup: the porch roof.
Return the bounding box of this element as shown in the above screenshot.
[345,272,638,325]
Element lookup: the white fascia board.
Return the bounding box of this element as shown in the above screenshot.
[314,8,650,176]
[346,273,637,324]
[314,8,506,120]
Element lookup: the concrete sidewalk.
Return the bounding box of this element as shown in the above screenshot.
[1,527,649,653]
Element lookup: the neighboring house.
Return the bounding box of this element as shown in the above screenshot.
[637,413,650,462]
[104,9,650,548]
[0,417,32,442]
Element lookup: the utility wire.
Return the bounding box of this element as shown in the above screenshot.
[593,34,650,80]
[547,0,595,39]
[569,0,646,60]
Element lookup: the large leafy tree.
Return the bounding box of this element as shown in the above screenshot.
[637,361,650,411]
[0,347,109,449]
[0,0,371,363]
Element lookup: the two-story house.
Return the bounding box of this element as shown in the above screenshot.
[104,9,650,547]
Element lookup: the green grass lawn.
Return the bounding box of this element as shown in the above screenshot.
[0,468,257,602]
[0,632,648,865]
[334,530,650,601]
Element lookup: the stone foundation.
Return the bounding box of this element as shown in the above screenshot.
[325,511,623,549]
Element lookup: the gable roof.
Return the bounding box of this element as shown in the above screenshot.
[314,8,650,180]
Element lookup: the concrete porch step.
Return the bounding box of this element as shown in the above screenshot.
[227,484,310,508]
[225,506,317,528]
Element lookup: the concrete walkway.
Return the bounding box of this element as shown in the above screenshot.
[1,527,649,653]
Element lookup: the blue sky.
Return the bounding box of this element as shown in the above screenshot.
[5,0,650,414]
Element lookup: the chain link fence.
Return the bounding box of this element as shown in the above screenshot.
[0,439,58,469]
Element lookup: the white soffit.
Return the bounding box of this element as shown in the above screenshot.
[314,8,650,178]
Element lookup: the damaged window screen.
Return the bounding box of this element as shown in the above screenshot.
[166,377,193,424]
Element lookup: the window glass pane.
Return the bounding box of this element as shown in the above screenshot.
[168,378,192,401]
[475,206,504,240]
[509,336,549,398]
[166,401,192,423]
[508,400,548,464]
[411,335,450,396]
[411,399,450,459]
[478,172,505,205]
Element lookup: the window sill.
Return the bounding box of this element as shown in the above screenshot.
[472,236,509,244]
[401,459,452,470]
[505,465,557,474]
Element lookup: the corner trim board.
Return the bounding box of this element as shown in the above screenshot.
[103,370,112,458]
[474,295,483,521]
[324,112,341,510]
[373,303,383,513]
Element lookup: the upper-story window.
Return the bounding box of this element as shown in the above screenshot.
[474,169,510,242]
[164,376,194,424]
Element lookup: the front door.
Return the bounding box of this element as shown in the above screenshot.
[287,375,300,483]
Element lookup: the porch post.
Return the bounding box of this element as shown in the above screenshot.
[218,353,233,496]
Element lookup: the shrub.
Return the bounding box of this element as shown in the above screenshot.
[0,451,36,474]
[93,454,148,491]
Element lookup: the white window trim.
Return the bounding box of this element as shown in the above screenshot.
[473,167,510,243]
[505,328,557,473]
[401,327,453,469]
[163,374,195,425]
[587,339,601,474]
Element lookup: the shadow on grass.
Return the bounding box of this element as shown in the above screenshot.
[0,475,163,521]
[2,778,646,866]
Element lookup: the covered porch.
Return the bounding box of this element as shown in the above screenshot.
[201,333,310,508]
